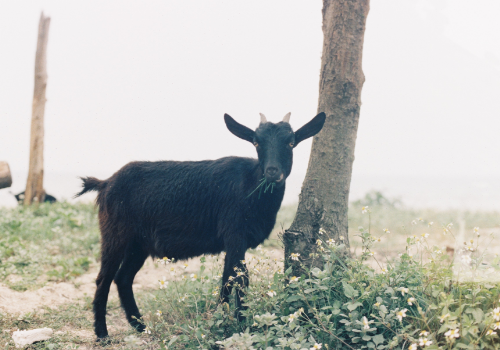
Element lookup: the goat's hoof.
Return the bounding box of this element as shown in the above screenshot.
[95,335,111,344]
[235,312,246,323]
[133,323,145,333]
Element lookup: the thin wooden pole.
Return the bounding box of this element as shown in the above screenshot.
[25,12,50,205]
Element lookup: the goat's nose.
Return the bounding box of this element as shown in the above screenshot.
[266,167,278,176]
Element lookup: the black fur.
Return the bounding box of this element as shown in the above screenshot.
[75,112,326,339]
[13,191,57,204]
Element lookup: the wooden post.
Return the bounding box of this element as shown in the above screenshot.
[25,12,50,205]
[0,162,13,189]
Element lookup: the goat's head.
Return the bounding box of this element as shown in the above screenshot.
[224,112,326,186]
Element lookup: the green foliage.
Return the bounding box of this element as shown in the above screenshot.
[144,215,500,350]
[0,202,100,290]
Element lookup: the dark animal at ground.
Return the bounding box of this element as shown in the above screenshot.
[75,112,326,339]
[13,191,57,204]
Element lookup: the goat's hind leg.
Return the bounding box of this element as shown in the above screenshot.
[94,242,125,339]
[114,241,148,333]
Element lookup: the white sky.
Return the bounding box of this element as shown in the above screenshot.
[0,0,499,208]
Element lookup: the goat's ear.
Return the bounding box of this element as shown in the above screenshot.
[224,114,255,143]
[294,112,326,147]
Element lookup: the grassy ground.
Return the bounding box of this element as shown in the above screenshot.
[0,202,100,291]
[0,200,498,348]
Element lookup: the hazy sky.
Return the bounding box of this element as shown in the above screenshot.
[1,0,499,207]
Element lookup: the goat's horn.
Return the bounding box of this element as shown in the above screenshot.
[282,112,291,123]
[259,113,267,123]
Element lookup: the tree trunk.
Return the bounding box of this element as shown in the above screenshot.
[25,13,50,205]
[284,0,369,275]
[0,162,13,189]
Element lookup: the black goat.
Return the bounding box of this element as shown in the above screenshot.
[75,112,326,339]
[13,191,57,205]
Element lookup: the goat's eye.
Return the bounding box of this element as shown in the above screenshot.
[289,142,294,148]
[254,142,258,147]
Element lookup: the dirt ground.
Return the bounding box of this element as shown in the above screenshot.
[0,249,284,348]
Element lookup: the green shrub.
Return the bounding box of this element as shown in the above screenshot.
[143,209,500,350]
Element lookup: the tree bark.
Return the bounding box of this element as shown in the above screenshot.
[284,0,369,275]
[25,13,50,205]
[0,162,13,189]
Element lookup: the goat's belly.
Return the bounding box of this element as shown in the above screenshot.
[150,228,224,261]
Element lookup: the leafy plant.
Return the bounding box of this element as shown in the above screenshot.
[143,210,500,350]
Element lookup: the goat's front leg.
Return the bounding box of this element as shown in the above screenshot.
[220,244,248,321]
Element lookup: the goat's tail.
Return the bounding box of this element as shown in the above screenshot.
[74,177,107,198]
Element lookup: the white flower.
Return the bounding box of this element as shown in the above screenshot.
[143,327,151,334]
[290,253,300,261]
[316,239,323,246]
[421,233,429,238]
[361,206,369,213]
[411,220,417,225]
[339,236,345,240]
[428,221,434,226]
[419,330,429,337]
[190,273,197,281]
[396,308,408,322]
[256,245,263,251]
[266,290,276,297]
[183,263,189,269]
[310,343,322,350]
[400,287,409,296]
[461,254,472,264]
[383,228,390,234]
[169,267,175,275]
[418,217,424,222]
[447,223,453,229]
[362,316,370,330]
[318,228,326,235]
[158,276,168,289]
[288,312,298,323]
[419,338,432,347]
[487,330,497,336]
[214,274,222,280]
[444,328,459,339]
[493,321,500,330]
[156,310,162,317]
[160,257,171,264]
[212,291,218,296]
[326,238,335,246]
[367,251,375,256]
[409,344,417,350]
[474,227,480,235]
[493,307,500,321]
[381,268,388,275]
[408,297,416,306]
[289,276,300,283]
[201,334,206,339]
[374,302,381,307]
[440,313,450,323]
